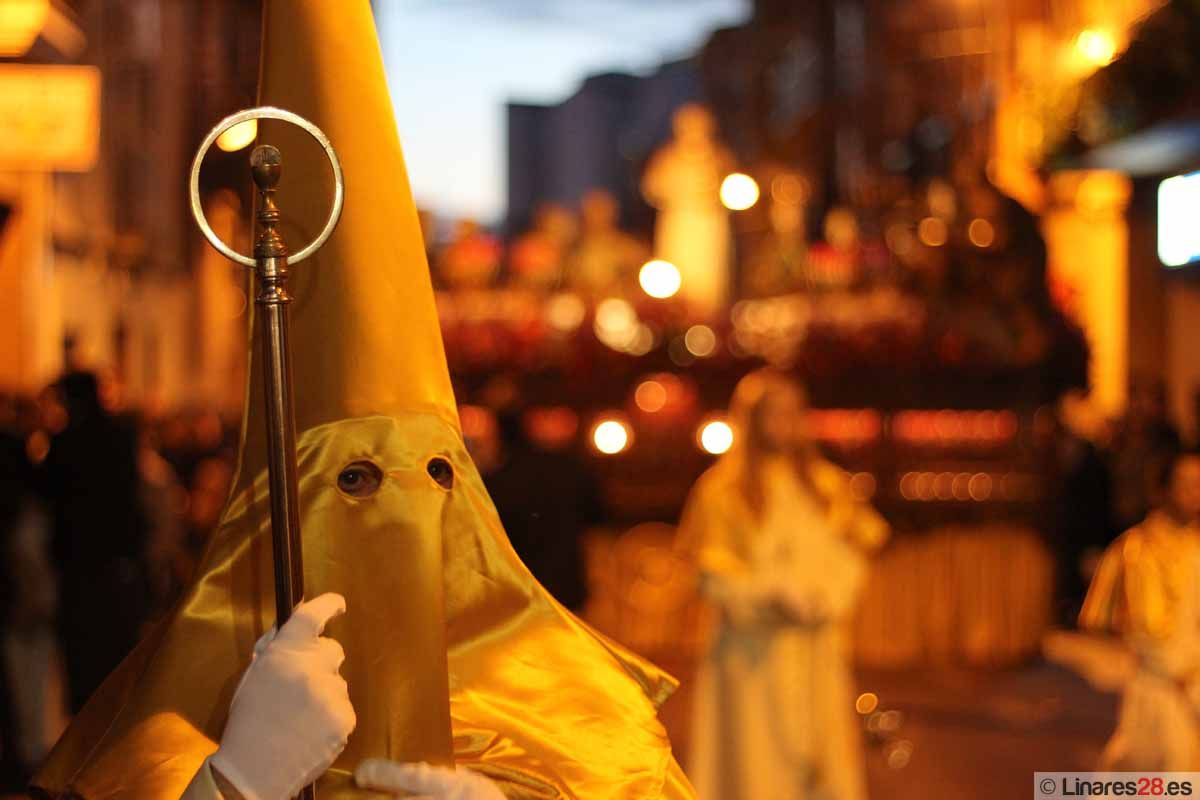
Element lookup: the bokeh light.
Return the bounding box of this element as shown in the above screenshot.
[720,172,760,211]
[917,216,948,247]
[849,472,877,500]
[639,259,682,299]
[626,324,656,356]
[698,419,734,454]
[592,418,631,455]
[634,380,668,413]
[967,218,995,248]
[217,119,258,152]
[545,292,586,332]
[684,324,717,357]
[1075,29,1116,67]
[593,297,638,350]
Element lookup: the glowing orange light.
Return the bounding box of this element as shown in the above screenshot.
[25,430,49,464]
[856,692,879,715]
[684,324,717,357]
[592,418,630,455]
[634,380,667,413]
[626,324,655,356]
[934,472,954,501]
[885,739,913,769]
[1076,29,1116,67]
[217,119,258,152]
[952,473,971,501]
[968,473,993,501]
[594,297,638,350]
[967,218,995,248]
[639,259,681,299]
[546,292,586,331]
[0,0,49,57]
[698,420,734,455]
[917,217,948,247]
[720,172,760,211]
[849,472,877,500]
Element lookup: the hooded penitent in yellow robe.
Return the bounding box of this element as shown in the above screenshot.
[32,3,693,798]
[1080,510,1200,771]
[677,374,887,800]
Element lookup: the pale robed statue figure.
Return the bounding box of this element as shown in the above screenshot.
[641,103,736,320]
[677,370,888,800]
[32,2,695,799]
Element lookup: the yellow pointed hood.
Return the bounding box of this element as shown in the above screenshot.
[235,0,458,498]
[35,3,695,798]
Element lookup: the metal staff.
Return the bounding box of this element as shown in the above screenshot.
[189,107,344,799]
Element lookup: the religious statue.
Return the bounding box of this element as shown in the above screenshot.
[508,203,577,291]
[435,218,502,290]
[563,189,648,300]
[742,170,810,297]
[807,206,862,290]
[641,103,735,318]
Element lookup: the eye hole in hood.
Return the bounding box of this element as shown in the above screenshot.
[427,457,454,490]
[337,460,384,498]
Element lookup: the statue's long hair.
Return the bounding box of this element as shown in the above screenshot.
[726,368,829,520]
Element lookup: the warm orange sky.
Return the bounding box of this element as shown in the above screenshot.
[375,0,749,226]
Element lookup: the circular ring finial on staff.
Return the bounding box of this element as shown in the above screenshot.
[189,106,345,268]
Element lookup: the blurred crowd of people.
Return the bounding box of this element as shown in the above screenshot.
[0,372,237,790]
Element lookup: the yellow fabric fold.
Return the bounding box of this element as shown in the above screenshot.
[36,415,694,799]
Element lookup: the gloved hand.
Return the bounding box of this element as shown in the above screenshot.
[210,593,356,800]
[355,759,505,800]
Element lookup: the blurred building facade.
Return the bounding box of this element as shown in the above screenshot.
[503,0,1194,425]
[506,61,702,237]
[0,0,258,412]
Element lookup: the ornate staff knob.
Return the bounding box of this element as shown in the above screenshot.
[251,143,288,261]
[189,106,344,269]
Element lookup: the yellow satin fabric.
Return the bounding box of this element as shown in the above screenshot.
[235,0,461,500]
[35,415,694,799]
[35,1,693,794]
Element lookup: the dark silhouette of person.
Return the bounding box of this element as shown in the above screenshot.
[483,411,602,613]
[1049,416,1115,627]
[0,394,34,790]
[1111,378,1182,533]
[37,372,149,713]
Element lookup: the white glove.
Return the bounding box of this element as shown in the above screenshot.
[355,759,505,800]
[210,593,356,800]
